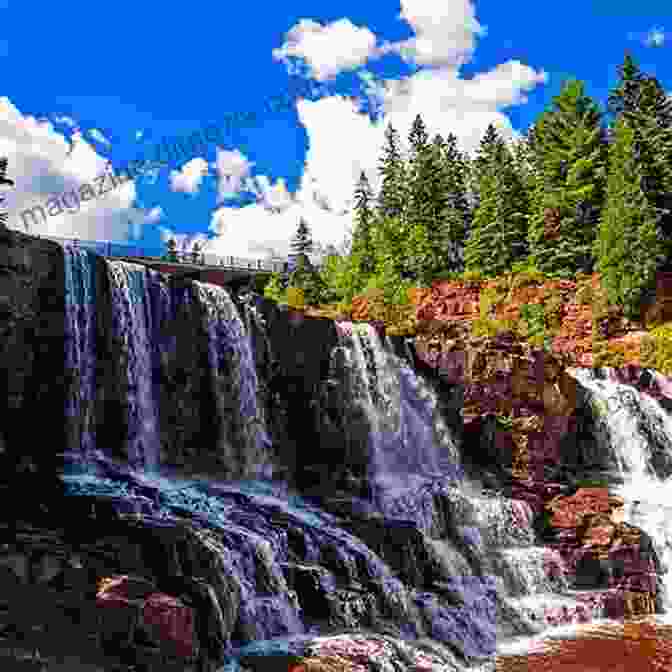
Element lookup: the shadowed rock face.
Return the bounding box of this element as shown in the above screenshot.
[0,229,66,490]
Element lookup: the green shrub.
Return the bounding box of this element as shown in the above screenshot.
[461,270,486,287]
[641,323,672,375]
[470,316,513,338]
[520,303,546,339]
[543,291,565,330]
[495,413,514,430]
[639,334,656,369]
[480,285,506,319]
[434,269,462,282]
[573,476,610,489]
[575,276,594,305]
[263,273,287,303]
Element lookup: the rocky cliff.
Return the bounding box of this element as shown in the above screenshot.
[0,230,669,671]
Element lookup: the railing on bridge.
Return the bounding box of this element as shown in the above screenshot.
[37,235,292,274]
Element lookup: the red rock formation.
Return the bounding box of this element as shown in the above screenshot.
[96,574,198,659]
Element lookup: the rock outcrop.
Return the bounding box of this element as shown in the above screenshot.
[542,488,663,618]
[0,229,67,484]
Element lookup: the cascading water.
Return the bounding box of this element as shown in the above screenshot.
[107,261,162,471]
[192,282,273,479]
[333,322,462,518]
[332,323,607,644]
[569,367,672,611]
[63,245,98,456]
[56,242,672,667]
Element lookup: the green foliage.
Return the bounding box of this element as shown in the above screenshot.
[318,251,357,303]
[575,275,594,305]
[608,51,647,118]
[495,413,514,430]
[509,260,546,290]
[351,171,376,279]
[291,217,314,256]
[543,291,565,330]
[262,272,287,303]
[520,303,546,340]
[479,284,507,319]
[528,79,608,278]
[639,333,657,369]
[288,263,326,305]
[464,124,529,276]
[574,476,610,489]
[594,116,665,319]
[460,270,485,286]
[638,323,672,375]
[470,315,517,339]
[378,123,408,220]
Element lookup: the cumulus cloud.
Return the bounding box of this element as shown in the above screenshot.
[213,149,254,202]
[273,18,379,81]
[203,0,547,263]
[243,175,295,213]
[382,0,487,68]
[88,128,111,147]
[168,157,210,194]
[0,98,149,241]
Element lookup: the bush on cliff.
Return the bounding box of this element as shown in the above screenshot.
[637,323,672,375]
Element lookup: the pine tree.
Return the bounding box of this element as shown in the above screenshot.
[607,52,648,120]
[290,217,314,261]
[627,76,672,267]
[594,116,665,319]
[377,123,407,220]
[527,79,609,277]
[608,53,672,270]
[463,124,529,276]
[435,133,471,273]
[288,218,326,304]
[405,117,442,281]
[351,170,376,281]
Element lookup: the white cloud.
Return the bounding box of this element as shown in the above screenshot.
[168,157,210,194]
[381,0,488,68]
[244,175,295,213]
[213,148,254,201]
[0,98,147,241]
[198,0,546,264]
[273,18,379,81]
[88,128,111,147]
[645,27,666,48]
[135,130,144,141]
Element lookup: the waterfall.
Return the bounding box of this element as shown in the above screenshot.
[192,282,273,479]
[569,367,672,610]
[63,245,98,456]
[107,261,162,471]
[333,322,462,514]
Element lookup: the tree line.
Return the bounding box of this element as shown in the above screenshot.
[267,52,672,321]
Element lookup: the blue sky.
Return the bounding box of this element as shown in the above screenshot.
[2,0,671,261]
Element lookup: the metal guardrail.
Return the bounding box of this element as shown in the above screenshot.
[37,235,293,274]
